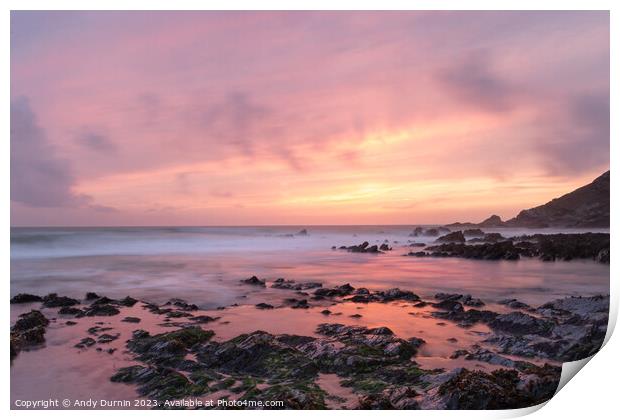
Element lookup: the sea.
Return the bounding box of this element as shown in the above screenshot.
[11,225,610,307]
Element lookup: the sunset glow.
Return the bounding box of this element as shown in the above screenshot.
[10,11,609,225]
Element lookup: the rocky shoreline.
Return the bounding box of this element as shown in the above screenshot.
[334,232,610,263]
[10,278,609,410]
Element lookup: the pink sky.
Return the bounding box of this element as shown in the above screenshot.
[10,11,609,226]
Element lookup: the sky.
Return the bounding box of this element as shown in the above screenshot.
[10,11,610,226]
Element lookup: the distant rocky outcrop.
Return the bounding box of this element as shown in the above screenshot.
[446,171,609,229]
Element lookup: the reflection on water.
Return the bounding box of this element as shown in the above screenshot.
[10,226,609,408]
[11,226,608,308]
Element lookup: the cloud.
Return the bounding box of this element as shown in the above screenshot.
[200,92,269,156]
[11,97,83,207]
[537,93,609,175]
[75,128,116,152]
[436,50,517,113]
[11,97,116,211]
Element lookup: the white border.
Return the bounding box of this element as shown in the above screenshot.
[3,2,617,419]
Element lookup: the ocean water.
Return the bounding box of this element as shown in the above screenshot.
[9,225,610,406]
[10,226,610,308]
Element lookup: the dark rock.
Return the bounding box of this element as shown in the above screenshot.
[407,251,428,257]
[58,307,85,316]
[314,283,355,298]
[489,312,553,336]
[188,315,220,324]
[128,327,215,366]
[359,386,420,409]
[506,171,609,228]
[256,303,274,310]
[85,292,100,300]
[410,227,425,237]
[122,317,141,323]
[438,368,557,409]
[10,293,42,304]
[165,298,198,311]
[42,293,80,308]
[11,310,50,358]
[75,337,97,348]
[82,304,120,317]
[408,242,426,247]
[425,241,521,260]
[241,275,266,287]
[376,288,420,302]
[432,300,464,312]
[463,229,485,237]
[119,296,138,307]
[436,231,466,243]
[98,333,120,343]
[499,299,530,310]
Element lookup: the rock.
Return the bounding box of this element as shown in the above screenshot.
[499,299,531,310]
[462,295,485,307]
[290,299,310,309]
[241,275,266,287]
[314,284,355,298]
[98,333,120,343]
[463,229,485,237]
[119,296,138,307]
[425,241,521,260]
[337,241,384,253]
[42,293,80,308]
[435,293,462,301]
[410,227,425,237]
[479,215,505,227]
[407,251,428,257]
[188,315,219,324]
[321,309,331,315]
[379,243,392,251]
[359,386,420,409]
[58,307,85,316]
[165,298,198,311]
[10,293,42,304]
[11,310,50,359]
[408,242,426,247]
[514,233,609,262]
[13,310,49,332]
[128,327,215,366]
[432,300,464,312]
[377,288,420,302]
[88,326,113,335]
[489,312,553,336]
[436,231,466,243]
[122,317,141,323]
[424,228,440,236]
[437,368,556,409]
[75,337,97,348]
[505,171,609,228]
[255,303,274,310]
[85,292,100,300]
[82,304,120,317]
[111,365,200,401]
[433,308,498,327]
[272,280,322,290]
